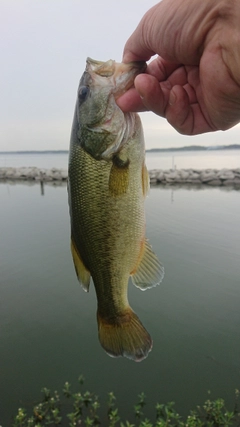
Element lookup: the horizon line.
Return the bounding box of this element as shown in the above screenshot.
[0,143,240,155]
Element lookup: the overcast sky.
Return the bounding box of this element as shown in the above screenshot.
[1,0,239,152]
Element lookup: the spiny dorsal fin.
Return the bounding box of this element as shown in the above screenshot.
[71,239,91,292]
[109,157,129,196]
[131,239,164,290]
[142,162,150,197]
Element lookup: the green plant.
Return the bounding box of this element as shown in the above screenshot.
[10,378,240,427]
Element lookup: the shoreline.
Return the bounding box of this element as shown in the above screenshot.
[0,166,240,187]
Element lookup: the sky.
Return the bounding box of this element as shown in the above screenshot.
[1,0,239,152]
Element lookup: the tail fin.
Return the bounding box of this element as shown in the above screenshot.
[97,308,152,362]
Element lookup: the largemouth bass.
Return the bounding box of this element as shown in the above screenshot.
[68,58,164,362]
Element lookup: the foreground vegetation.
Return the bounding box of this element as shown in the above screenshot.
[11,376,240,427]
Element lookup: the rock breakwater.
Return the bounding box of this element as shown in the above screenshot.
[149,168,240,186]
[0,167,68,182]
[0,167,240,186]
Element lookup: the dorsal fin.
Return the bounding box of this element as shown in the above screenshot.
[131,239,164,290]
[71,238,91,292]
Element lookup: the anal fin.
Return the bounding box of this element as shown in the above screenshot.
[71,238,91,292]
[131,239,164,290]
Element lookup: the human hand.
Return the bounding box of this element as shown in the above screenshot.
[117,0,240,135]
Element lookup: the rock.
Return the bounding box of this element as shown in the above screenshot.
[200,171,218,182]
[165,171,180,182]
[188,172,200,180]
[148,170,155,177]
[51,172,62,180]
[5,167,16,178]
[218,169,235,180]
[0,168,6,178]
[156,171,165,182]
[233,168,240,176]
[179,171,189,180]
[61,170,68,180]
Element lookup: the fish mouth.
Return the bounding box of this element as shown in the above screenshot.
[113,61,147,97]
[86,57,147,97]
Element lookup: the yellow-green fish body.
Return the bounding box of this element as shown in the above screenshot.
[68,58,164,361]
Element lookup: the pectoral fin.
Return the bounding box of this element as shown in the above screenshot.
[109,158,129,196]
[131,239,164,290]
[71,239,91,292]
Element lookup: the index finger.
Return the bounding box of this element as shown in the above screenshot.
[122,35,155,63]
[122,4,159,63]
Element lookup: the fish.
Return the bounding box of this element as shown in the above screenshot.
[68,58,164,362]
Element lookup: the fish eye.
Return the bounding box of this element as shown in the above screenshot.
[78,86,89,102]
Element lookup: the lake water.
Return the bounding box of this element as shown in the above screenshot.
[0,153,240,425]
[0,149,240,171]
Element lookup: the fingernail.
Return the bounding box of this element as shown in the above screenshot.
[169,90,176,106]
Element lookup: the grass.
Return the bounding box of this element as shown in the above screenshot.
[9,375,240,427]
